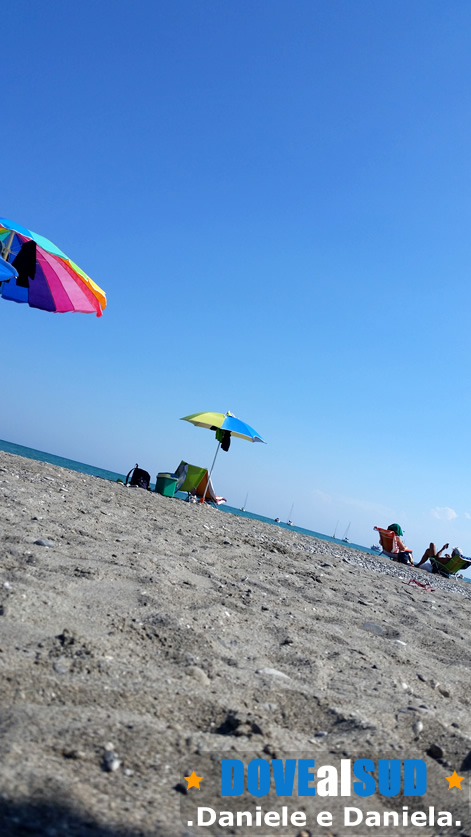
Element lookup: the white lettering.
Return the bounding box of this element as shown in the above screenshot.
[345,807,363,825]
[197,807,216,826]
[317,765,338,797]
[235,812,251,826]
[219,812,232,827]
[411,812,427,826]
[341,759,352,796]
[318,811,333,826]
[437,812,452,827]
[264,812,280,826]
[365,811,381,826]
[291,811,307,826]
[383,812,398,826]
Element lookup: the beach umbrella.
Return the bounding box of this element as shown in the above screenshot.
[180,411,266,502]
[0,217,106,316]
[0,255,17,283]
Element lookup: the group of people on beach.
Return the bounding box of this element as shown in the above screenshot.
[383,523,464,572]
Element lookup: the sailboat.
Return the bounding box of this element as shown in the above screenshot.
[287,503,294,526]
[240,492,248,511]
[332,520,339,539]
[343,522,351,543]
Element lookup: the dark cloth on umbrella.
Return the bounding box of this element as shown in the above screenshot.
[12,240,37,288]
[215,428,231,452]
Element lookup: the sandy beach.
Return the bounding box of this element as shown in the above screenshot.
[0,450,470,837]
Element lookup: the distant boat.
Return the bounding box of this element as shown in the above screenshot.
[287,503,294,525]
[240,492,248,511]
[274,517,280,523]
[371,545,382,554]
[332,520,339,538]
[343,522,351,542]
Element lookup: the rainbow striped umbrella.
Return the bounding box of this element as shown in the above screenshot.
[0,217,106,316]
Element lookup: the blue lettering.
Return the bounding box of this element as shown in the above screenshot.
[247,759,271,797]
[404,760,427,796]
[272,759,296,795]
[297,759,316,796]
[221,759,244,796]
[353,759,376,797]
[378,759,401,797]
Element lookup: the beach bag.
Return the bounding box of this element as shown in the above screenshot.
[394,552,412,565]
[125,463,151,490]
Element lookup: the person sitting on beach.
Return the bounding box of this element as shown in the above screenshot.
[386,524,414,565]
[414,543,458,571]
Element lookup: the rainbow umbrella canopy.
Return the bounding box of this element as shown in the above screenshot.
[0,217,106,316]
[181,411,266,502]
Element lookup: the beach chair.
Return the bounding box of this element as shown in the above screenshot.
[430,552,471,578]
[174,461,226,504]
[172,461,190,491]
[373,526,398,558]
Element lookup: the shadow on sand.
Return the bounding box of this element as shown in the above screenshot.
[0,798,179,837]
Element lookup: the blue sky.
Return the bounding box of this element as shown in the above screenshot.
[2,0,471,570]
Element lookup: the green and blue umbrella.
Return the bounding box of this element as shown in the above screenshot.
[181,411,266,502]
[181,411,265,443]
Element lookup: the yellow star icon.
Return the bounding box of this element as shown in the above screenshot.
[184,770,203,790]
[446,770,464,790]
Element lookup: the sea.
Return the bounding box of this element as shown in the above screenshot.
[1,438,469,578]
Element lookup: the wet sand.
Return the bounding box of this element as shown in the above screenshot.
[0,451,470,836]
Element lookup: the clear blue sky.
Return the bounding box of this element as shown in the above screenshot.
[2,0,471,571]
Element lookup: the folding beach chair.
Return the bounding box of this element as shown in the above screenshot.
[174,461,226,504]
[430,552,471,578]
[172,461,190,491]
[373,526,398,558]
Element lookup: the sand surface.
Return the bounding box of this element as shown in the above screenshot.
[0,451,470,837]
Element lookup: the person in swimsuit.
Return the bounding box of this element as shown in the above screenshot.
[386,523,413,565]
[414,543,465,571]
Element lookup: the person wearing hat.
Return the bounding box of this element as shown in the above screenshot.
[387,524,414,565]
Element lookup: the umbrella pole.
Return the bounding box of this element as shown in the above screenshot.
[2,231,15,262]
[200,442,221,503]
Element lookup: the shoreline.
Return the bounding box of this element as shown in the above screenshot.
[2,438,469,577]
[0,437,377,555]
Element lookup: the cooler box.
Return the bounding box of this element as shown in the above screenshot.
[155,473,178,497]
